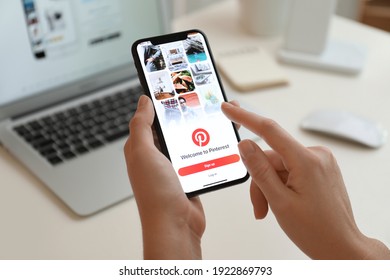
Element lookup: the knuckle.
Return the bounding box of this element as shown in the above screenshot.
[306,145,337,171]
[311,145,332,155]
[311,146,335,160]
[129,114,143,131]
[260,118,279,131]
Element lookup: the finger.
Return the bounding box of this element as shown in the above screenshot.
[227,100,241,130]
[128,95,155,148]
[249,179,268,219]
[222,102,307,166]
[264,150,287,172]
[238,139,288,202]
[228,100,240,107]
[264,150,290,184]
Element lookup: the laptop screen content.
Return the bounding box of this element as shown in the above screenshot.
[0,0,165,107]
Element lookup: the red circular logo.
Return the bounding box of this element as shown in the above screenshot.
[192,128,210,147]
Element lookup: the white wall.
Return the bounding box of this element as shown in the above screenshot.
[172,0,361,20]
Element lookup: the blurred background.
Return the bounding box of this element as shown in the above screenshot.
[171,0,390,32]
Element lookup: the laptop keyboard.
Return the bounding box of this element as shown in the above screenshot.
[13,84,143,165]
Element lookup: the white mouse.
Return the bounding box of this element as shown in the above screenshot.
[301,110,388,148]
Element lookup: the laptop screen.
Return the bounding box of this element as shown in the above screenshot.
[0,0,168,109]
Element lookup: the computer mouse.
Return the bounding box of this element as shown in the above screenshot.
[301,109,388,148]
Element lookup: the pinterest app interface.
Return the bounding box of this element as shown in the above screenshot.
[136,32,247,193]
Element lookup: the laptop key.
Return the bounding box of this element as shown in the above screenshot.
[48,155,63,165]
[103,127,129,142]
[62,150,76,159]
[74,145,89,154]
[87,139,104,149]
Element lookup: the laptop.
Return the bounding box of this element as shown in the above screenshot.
[0,0,170,216]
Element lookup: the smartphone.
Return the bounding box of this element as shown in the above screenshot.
[131,29,249,196]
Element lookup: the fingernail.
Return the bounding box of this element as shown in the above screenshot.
[238,140,256,160]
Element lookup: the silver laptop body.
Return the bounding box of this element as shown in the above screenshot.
[0,0,170,216]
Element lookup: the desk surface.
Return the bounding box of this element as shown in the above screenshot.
[1,0,390,259]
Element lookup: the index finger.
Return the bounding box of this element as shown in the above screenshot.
[221,102,307,166]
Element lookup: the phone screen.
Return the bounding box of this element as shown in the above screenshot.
[132,30,248,196]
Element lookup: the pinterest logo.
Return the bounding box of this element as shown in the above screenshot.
[192,128,210,147]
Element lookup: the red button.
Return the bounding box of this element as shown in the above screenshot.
[178,154,240,176]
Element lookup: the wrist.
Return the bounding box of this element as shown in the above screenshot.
[338,230,390,260]
[359,236,390,260]
[141,216,203,260]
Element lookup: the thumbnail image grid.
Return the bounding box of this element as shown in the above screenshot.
[143,44,166,72]
[142,33,224,126]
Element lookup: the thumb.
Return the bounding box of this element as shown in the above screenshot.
[127,95,155,149]
[238,140,287,204]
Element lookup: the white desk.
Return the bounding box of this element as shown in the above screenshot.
[1,0,390,259]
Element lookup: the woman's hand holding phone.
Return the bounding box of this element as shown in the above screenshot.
[124,95,205,260]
